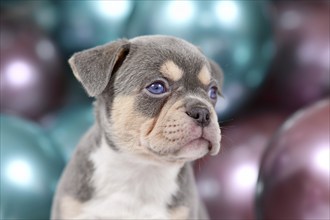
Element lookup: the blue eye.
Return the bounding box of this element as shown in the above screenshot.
[208,86,218,100]
[146,82,167,95]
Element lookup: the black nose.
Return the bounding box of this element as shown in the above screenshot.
[186,107,210,127]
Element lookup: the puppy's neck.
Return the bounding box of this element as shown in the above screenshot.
[89,137,183,207]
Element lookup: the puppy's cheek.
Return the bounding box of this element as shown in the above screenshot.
[140,99,205,156]
[140,118,158,147]
[145,117,187,152]
[162,119,186,144]
[111,95,147,150]
[144,115,202,155]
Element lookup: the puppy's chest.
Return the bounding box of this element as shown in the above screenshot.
[85,143,181,218]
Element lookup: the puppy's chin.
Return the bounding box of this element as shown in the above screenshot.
[172,138,211,161]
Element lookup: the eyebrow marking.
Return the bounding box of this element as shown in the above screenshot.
[198,65,211,86]
[160,60,184,81]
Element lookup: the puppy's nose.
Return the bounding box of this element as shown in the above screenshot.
[186,107,210,127]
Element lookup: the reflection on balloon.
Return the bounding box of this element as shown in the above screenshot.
[195,111,287,219]
[0,115,64,219]
[4,61,36,87]
[215,1,240,28]
[257,99,330,220]
[313,147,330,175]
[6,159,34,187]
[48,105,94,161]
[92,0,133,21]
[127,1,274,120]
[166,1,195,25]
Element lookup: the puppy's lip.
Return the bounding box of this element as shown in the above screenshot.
[206,137,221,156]
[201,133,220,156]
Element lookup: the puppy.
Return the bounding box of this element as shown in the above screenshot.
[51,35,223,219]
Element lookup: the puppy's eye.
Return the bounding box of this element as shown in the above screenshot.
[208,86,218,100]
[146,81,167,95]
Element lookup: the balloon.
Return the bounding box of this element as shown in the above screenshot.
[55,0,135,52]
[256,1,329,112]
[48,105,94,161]
[0,1,59,33]
[126,1,274,120]
[0,20,67,121]
[0,115,65,219]
[256,99,330,219]
[195,111,287,219]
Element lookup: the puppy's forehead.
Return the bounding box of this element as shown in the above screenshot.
[129,36,210,83]
[112,36,213,98]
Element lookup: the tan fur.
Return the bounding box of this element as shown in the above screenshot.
[110,95,145,150]
[110,93,220,161]
[110,95,164,162]
[170,206,189,220]
[160,60,184,81]
[198,65,211,86]
[60,196,83,219]
[140,99,188,153]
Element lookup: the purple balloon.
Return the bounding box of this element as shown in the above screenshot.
[0,21,66,121]
[257,2,329,112]
[195,112,287,219]
[257,99,330,219]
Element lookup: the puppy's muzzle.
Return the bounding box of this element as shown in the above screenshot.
[186,106,210,127]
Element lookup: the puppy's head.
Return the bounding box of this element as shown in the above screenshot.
[69,35,223,163]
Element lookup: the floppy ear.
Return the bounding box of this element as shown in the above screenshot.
[68,39,130,97]
[209,59,224,96]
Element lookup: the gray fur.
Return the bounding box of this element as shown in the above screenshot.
[169,163,209,219]
[69,39,130,97]
[52,35,223,219]
[51,124,100,219]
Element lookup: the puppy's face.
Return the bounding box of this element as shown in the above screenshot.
[70,36,223,163]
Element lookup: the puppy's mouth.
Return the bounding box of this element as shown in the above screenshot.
[141,116,221,162]
[153,134,215,160]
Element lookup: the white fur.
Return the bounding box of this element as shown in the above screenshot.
[79,138,182,219]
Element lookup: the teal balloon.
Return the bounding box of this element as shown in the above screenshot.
[57,0,135,52]
[0,115,64,219]
[49,105,94,162]
[126,1,274,119]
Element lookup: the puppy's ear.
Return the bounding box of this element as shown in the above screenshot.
[209,59,224,96]
[69,39,130,97]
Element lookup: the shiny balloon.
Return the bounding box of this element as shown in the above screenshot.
[55,0,134,52]
[127,1,274,120]
[256,99,330,219]
[0,115,65,219]
[195,111,287,219]
[256,1,330,112]
[0,1,59,33]
[0,20,67,121]
[48,105,94,161]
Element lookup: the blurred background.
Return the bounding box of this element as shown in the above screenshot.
[0,0,329,219]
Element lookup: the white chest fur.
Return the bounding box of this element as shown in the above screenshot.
[81,139,182,219]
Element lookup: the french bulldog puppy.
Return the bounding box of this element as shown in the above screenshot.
[51,35,223,219]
